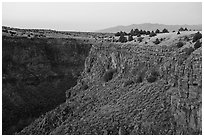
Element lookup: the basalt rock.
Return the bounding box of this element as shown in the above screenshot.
[19,33,202,135]
[2,36,92,134]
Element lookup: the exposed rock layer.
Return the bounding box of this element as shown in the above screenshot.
[19,33,202,135]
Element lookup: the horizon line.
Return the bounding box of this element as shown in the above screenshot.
[3,23,202,33]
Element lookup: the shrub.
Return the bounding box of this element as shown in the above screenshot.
[149,31,156,37]
[128,35,134,41]
[146,31,151,35]
[192,32,202,42]
[134,29,139,36]
[137,34,141,37]
[142,30,147,35]
[172,30,175,32]
[137,37,143,43]
[162,28,169,33]
[183,47,194,55]
[194,40,202,49]
[115,32,121,36]
[130,29,135,36]
[179,27,184,31]
[155,29,160,33]
[139,29,144,35]
[103,69,117,82]
[176,41,184,48]
[184,28,188,31]
[115,31,127,37]
[123,80,134,87]
[146,70,160,83]
[118,35,127,43]
[9,31,16,35]
[153,38,160,45]
[3,29,9,33]
[177,31,180,35]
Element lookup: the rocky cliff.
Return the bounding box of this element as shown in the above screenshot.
[18,32,202,135]
[2,36,92,134]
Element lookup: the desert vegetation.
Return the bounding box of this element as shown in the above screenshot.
[194,40,202,49]
[176,41,184,48]
[118,34,127,43]
[115,28,171,43]
[178,27,188,31]
[192,31,202,42]
[153,38,160,44]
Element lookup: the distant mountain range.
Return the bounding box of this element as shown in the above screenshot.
[98,23,202,33]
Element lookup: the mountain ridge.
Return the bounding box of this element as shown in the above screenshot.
[98,23,202,33]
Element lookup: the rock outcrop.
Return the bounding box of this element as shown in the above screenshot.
[18,33,202,135]
[2,36,92,134]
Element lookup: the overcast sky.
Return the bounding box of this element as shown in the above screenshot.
[2,2,202,32]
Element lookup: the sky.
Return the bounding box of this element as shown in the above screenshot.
[2,2,202,32]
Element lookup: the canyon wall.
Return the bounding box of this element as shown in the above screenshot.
[2,36,92,134]
[19,33,202,135]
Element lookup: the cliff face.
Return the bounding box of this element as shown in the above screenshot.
[2,36,92,134]
[19,33,202,135]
